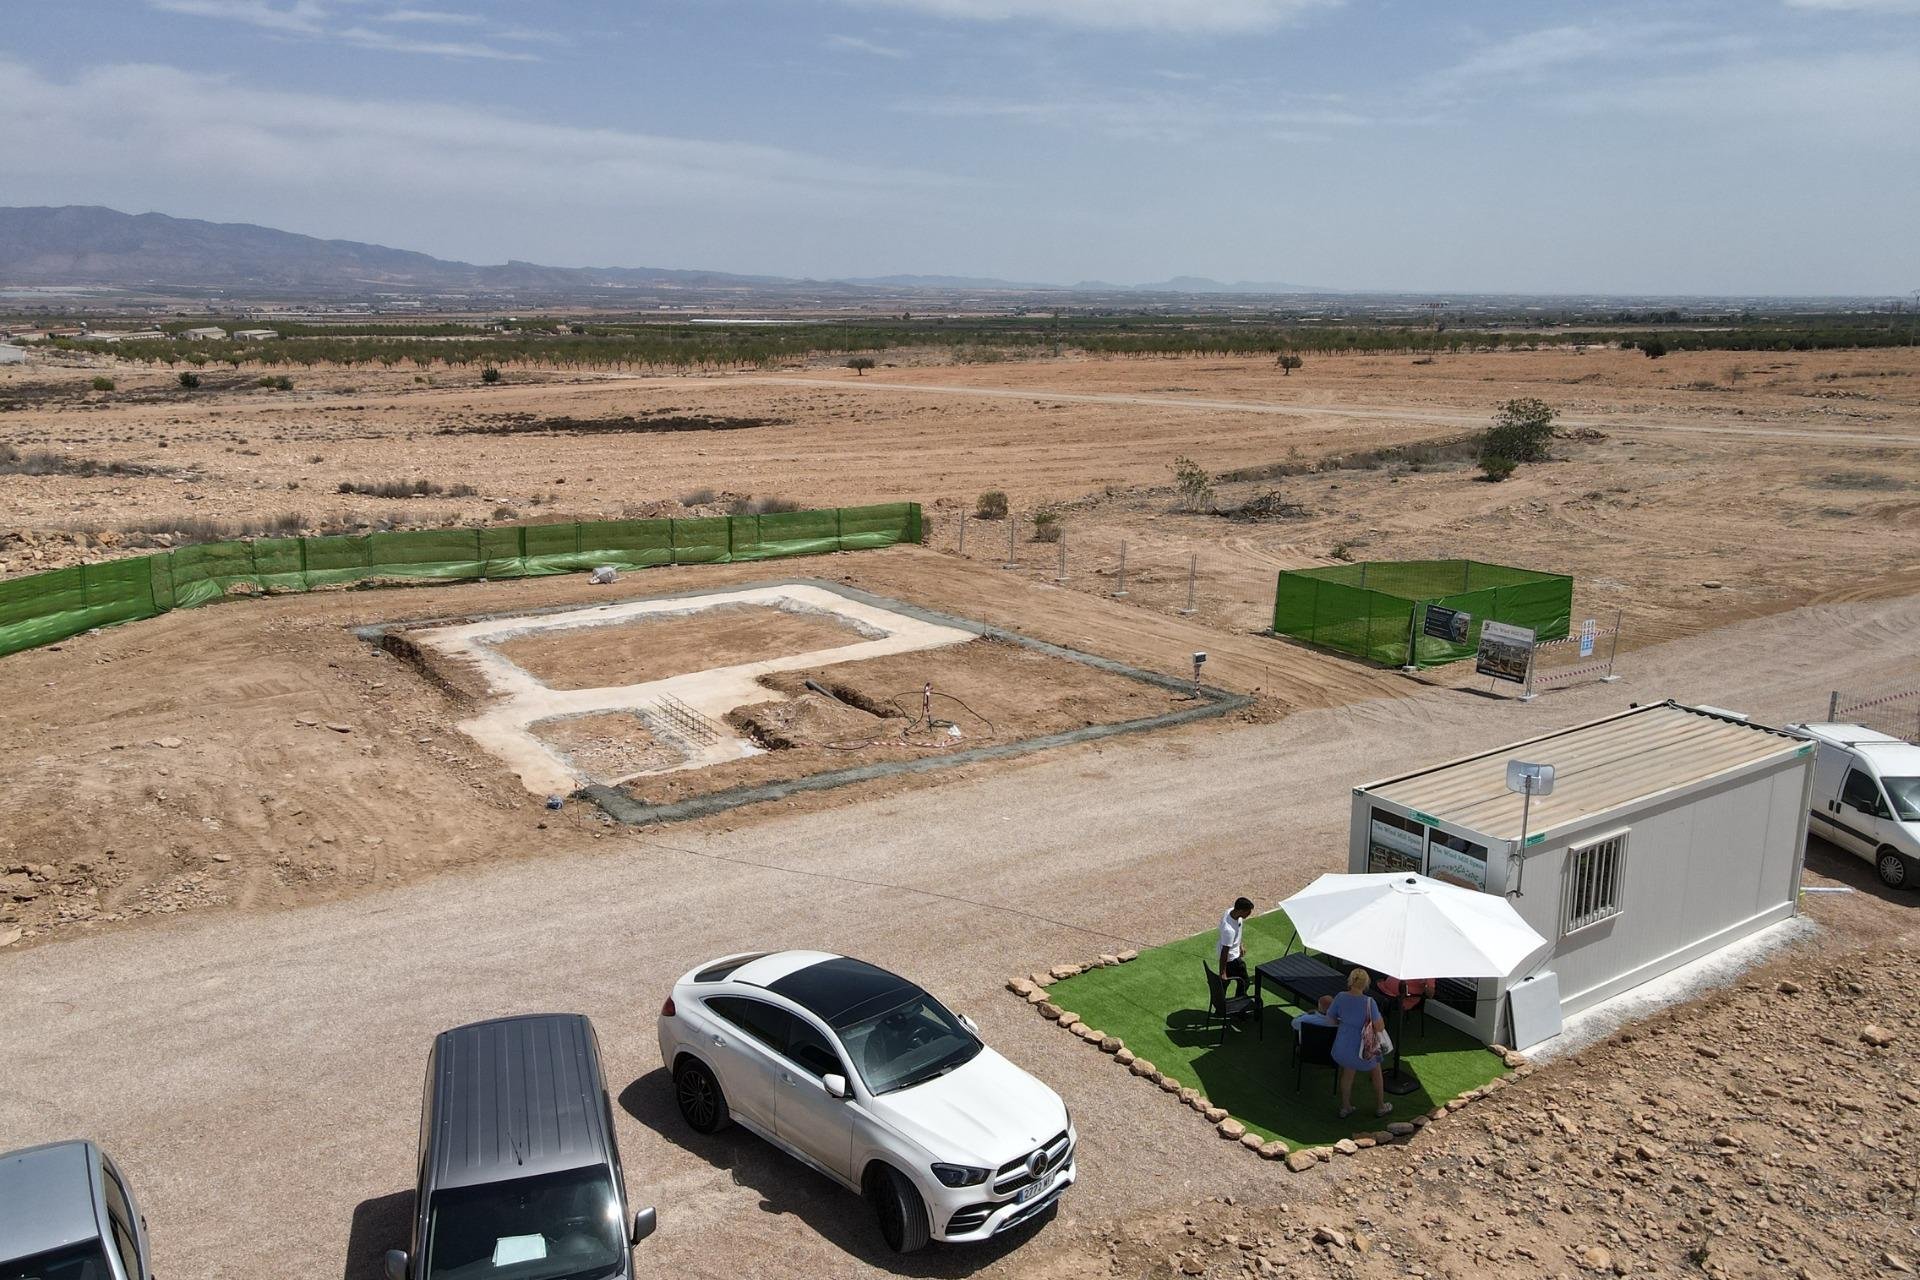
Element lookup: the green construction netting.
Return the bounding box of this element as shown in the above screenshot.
[1272,559,1572,668]
[0,502,922,659]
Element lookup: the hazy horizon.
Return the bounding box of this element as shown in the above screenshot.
[6,1,1919,296]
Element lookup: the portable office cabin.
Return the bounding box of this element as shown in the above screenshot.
[1348,701,1814,1046]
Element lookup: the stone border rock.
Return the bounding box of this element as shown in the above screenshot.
[1007,953,1530,1170]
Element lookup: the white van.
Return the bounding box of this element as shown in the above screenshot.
[1788,723,1920,889]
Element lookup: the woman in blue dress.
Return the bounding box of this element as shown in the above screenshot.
[1329,967,1394,1120]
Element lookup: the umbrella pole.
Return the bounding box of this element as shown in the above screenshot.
[1384,998,1419,1095]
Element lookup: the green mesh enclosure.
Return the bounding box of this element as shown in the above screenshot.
[1272,559,1572,668]
[0,502,922,658]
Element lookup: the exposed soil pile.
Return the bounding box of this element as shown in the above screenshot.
[616,635,1181,807]
[487,602,869,690]
[533,711,683,779]
[439,411,787,435]
[729,689,902,750]
[1031,942,1919,1280]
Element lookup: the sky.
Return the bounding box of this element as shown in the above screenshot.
[4,0,1919,295]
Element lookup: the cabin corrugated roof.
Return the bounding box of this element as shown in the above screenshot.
[1362,702,1806,841]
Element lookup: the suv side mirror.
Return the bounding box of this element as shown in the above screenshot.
[630,1207,657,1246]
[383,1250,409,1280]
[822,1073,850,1100]
[958,1013,980,1036]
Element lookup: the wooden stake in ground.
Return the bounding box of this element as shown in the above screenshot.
[1113,541,1128,598]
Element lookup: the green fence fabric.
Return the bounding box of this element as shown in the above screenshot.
[0,502,922,659]
[1272,559,1571,668]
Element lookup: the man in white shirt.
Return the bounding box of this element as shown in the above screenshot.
[1217,896,1255,998]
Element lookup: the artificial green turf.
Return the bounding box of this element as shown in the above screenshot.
[1044,911,1508,1150]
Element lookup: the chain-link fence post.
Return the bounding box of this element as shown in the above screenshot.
[1179,554,1197,615]
[1112,541,1128,598]
[957,510,966,556]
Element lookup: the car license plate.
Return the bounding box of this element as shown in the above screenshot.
[1017,1172,1052,1204]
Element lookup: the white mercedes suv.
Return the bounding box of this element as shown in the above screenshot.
[657,950,1075,1252]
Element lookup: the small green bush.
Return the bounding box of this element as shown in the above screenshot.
[1172,456,1214,511]
[1031,507,1061,542]
[481,366,501,384]
[1479,455,1517,482]
[846,356,877,375]
[91,376,115,392]
[177,371,200,389]
[975,490,1009,520]
[1480,398,1557,468]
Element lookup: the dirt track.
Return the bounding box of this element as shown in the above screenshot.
[1,592,1915,1280]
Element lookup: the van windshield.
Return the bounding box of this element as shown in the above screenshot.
[426,1166,625,1280]
[0,1242,115,1280]
[1886,776,1920,822]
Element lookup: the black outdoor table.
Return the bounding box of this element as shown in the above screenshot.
[1255,953,1421,1095]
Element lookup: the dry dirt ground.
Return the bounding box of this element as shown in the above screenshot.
[6,346,1918,656]
[0,592,1915,1280]
[491,601,870,689]
[0,349,1917,1278]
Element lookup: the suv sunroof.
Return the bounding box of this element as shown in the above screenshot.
[694,952,771,983]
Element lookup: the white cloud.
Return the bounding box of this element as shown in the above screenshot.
[1557,50,1920,148]
[146,0,538,59]
[1783,0,1920,10]
[827,33,910,58]
[844,0,1338,34]
[147,0,327,34]
[0,60,952,215]
[335,25,539,60]
[1428,21,1753,90]
[376,7,486,24]
[899,87,1368,143]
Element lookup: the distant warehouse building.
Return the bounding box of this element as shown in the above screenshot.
[179,326,227,340]
[232,328,279,341]
[1349,701,1813,1047]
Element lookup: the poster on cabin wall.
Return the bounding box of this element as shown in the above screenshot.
[1426,830,1490,891]
[1368,809,1424,875]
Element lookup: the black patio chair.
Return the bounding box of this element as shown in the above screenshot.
[1202,964,1261,1046]
[1292,1019,1339,1094]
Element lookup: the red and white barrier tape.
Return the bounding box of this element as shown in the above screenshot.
[1836,688,1920,715]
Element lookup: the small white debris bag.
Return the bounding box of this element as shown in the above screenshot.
[589,566,618,584]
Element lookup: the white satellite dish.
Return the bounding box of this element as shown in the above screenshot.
[1506,760,1555,795]
[1504,760,1555,898]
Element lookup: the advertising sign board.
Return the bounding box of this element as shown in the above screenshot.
[1423,604,1472,644]
[1476,620,1536,684]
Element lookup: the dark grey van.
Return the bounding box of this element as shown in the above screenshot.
[385,1014,656,1280]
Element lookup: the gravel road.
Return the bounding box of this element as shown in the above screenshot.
[1,592,1914,1280]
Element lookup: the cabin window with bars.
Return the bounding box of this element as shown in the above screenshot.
[1561,830,1627,935]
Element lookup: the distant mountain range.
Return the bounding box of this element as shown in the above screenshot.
[0,206,798,296]
[0,206,1333,300]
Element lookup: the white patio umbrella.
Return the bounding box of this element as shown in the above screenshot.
[1279,872,1547,980]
